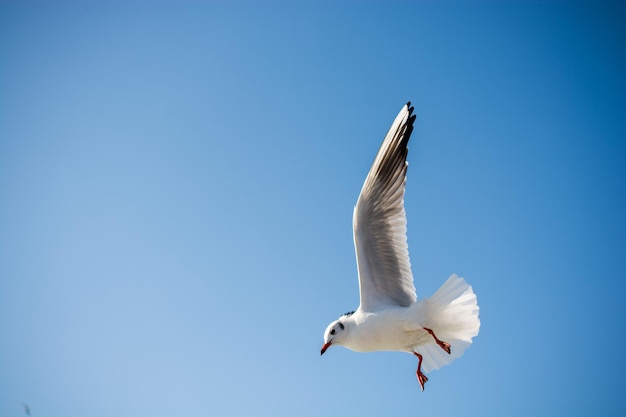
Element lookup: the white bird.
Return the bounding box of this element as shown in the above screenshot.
[320,102,480,391]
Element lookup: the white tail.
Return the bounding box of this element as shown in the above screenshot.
[419,274,480,373]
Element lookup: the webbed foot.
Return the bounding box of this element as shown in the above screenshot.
[413,352,429,391]
[424,327,451,354]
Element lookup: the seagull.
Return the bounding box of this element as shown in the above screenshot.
[320,102,480,391]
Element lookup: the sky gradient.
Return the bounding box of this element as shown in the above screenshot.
[1,1,625,416]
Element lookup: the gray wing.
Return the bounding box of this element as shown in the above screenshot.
[353,102,417,311]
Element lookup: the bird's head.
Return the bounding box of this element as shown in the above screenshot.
[320,311,354,355]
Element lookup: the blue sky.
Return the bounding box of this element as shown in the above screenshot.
[1,1,625,416]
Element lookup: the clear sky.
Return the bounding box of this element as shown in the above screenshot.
[1,1,625,416]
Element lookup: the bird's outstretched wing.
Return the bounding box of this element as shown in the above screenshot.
[353,102,417,311]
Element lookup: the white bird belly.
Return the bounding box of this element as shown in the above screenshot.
[343,305,431,353]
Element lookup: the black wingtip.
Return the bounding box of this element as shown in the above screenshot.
[406,101,414,116]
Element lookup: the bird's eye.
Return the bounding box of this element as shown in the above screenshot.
[330,329,336,335]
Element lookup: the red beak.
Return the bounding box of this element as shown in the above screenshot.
[320,341,332,355]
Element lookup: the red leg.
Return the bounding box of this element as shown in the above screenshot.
[413,352,428,391]
[424,327,451,354]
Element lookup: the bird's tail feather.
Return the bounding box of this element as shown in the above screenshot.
[419,274,480,373]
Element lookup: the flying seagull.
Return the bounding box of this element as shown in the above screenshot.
[320,102,480,391]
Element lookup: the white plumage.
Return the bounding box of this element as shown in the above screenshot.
[321,102,480,390]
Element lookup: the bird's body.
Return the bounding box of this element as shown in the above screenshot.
[333,304,430,353]
[321,102,480,390]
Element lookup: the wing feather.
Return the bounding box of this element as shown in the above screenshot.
[353,103,417,311]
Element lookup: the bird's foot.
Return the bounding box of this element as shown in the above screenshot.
[413,352,429,391]
[424,327,451,354]
[417,370,428,391]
